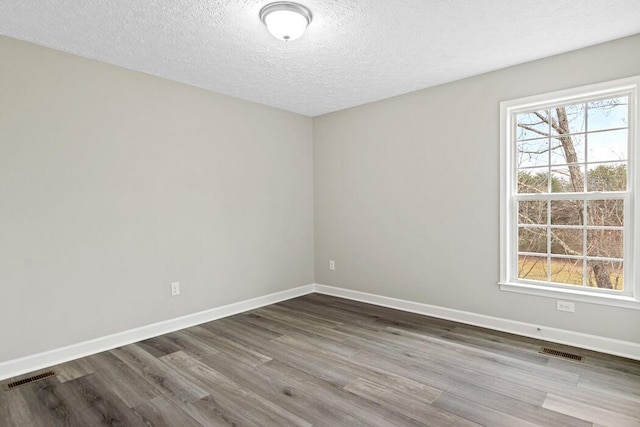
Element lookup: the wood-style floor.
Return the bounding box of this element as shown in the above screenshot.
[1,294,639,426]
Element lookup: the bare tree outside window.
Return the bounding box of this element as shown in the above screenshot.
[515,98,628,290]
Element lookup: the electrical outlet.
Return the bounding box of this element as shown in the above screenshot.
[171,282,180,296]
[556,300,575,312]
[329,260,335,271]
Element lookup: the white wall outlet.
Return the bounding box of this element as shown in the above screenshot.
[556,300,575,312]
[329,260,335,271]
[171,282,180,296]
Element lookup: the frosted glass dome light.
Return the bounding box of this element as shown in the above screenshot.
[260,2,312,41]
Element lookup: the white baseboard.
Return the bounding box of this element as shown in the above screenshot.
[0,284,315,381]
[314,284,640,361]
[3,282,638,381]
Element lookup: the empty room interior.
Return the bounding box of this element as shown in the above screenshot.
[1,1,640,426]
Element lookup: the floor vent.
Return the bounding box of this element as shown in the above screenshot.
[539,347,584,362]
[2,371,56,391]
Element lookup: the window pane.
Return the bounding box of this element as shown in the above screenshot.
[587,162,626,191]
[550,165,585,192]
[587,260,623,290]
[517,138,549,168]
[587,199,624,227]
[516,111,549,140]
[551,134,585,165]
[519,227,546,253]
[550,103,586,135]
[549,258,583,286]
[587,129,627,163]
[505,83,635,298]
[587,229,623,259]
[518,255,547,282]
[551,200,583,225]
[518,200,547,225]
[587,97,628,132]
[551,229,582,255]
[518,168,548,193]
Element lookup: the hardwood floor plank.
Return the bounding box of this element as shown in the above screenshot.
[139,329,224,361]
[242,310,354,343]
[343,377,480,426]
[547,355,640,381]
[577,375,640,404]
[110,344,208,406]
[379,326,582,388]
[342,368,442,402]
[207,331,361,388]
[184,395,261,427]
[137,336,183,358]
[546,358,640,401]
[0,386,51,427]
[273,336,441,401]
[438,330,554,365]
[258,359,426,427]
[269,334,454,400]
[2,294,639,426]
[62,374,144,426]
[161,351,312,427]
[278,297,385,330]
[543,393,640,427]
[350,350,590,427]
[83,352,160,408]
[345,339,549,406]
[192,353,373,427]
[185,325,272,367]
[132,395,203,427]
[432,392,542,427]
[341,327,578,385]
[202,315,283,342]
[12,378,81,426]
[198,317,284,356]
[308,293,464,330]
[273,333,414,389]
[208,314,362,358]
[378,325,580,385]
[163,330,222,360]
[52,358,94,383]
[427,348,640,419]
[256,304,344,328]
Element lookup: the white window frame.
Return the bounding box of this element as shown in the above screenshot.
[499,76,640,309]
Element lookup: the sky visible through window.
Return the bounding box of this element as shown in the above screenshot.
[514,96,628,290]
[516,98,628,172]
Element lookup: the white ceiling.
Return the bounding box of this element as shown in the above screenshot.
[1,1,640,117]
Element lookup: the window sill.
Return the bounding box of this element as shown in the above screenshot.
[498,282,640,310]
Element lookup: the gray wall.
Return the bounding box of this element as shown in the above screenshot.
[3,33,639,364]
[0,36,314,362]
[314,34,640,343]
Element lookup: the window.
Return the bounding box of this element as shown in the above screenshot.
[500,76,640,308]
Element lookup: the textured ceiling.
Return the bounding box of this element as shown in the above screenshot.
[1,0,640,117]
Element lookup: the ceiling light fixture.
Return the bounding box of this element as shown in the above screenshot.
[259,2,312,42]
